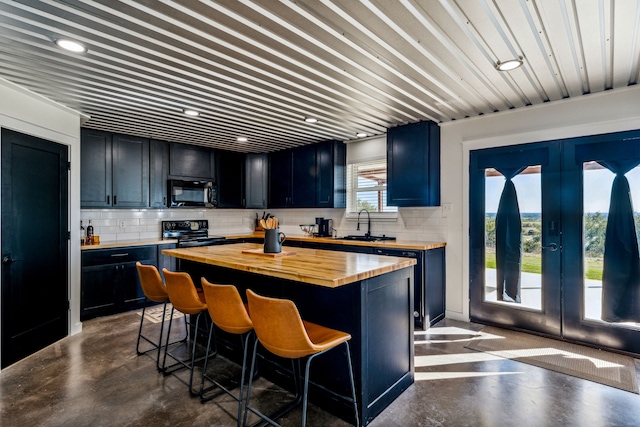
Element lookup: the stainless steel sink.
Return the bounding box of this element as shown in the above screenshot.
[337,235,396,242]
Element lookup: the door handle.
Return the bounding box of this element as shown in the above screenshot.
[542,243,558,251]
[2,256,14,264]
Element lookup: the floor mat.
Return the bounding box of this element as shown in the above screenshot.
[464,325,639,394]
[137,304,184,324]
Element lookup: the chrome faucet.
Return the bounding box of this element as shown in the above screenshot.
[357,209,371,237]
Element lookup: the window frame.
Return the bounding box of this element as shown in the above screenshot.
[345,157,398,220]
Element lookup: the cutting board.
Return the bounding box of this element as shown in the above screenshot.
[241,248,297,257]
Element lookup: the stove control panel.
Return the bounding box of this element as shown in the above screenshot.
[162,220,208,232]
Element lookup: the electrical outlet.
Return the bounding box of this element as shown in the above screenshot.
[119,220,125,229]
[442,203,453,217]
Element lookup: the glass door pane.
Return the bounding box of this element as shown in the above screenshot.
[582,161,640,329]
[484,166,542,311]
[470,141,561,337]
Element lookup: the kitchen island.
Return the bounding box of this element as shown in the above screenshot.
[162,243,416,426]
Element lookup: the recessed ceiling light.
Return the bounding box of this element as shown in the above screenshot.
[183,109,200,117]
[237,137,248,142]
[356,132,368,138]
[496,57,523,71]
[304,117,318,123]
[55,38,87,53]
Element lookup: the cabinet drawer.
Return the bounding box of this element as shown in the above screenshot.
[82,246,157,266]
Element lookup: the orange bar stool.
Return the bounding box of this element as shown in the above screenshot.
[200,278,254,427]
[162,268,211,397]
[135,262,187,371]
[243,289,359,427]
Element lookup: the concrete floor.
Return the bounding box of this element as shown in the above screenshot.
[1,312,639,427]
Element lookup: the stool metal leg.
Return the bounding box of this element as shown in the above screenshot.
[137,300,188,371]
[344,342,360,427]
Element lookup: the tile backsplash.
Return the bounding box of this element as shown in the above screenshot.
[81,207,448,243]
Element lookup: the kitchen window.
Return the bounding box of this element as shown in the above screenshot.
[345,134,397,218]
[346,159,397,214]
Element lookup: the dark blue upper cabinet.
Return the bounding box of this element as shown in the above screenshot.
[217,150,245,208]
[169,142,216,181]
[316,140,346,208]
[269,145,317,208]
[80,129,149,208]
[387,121,440,207]
[268,149,293,208]
[269,141,345,209]
[245,153,268,209]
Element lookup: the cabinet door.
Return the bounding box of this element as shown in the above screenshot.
[81,264,118,320]
[424,247,446,326]
[157,244,177,279]
[387,121,440,207]
[169,143,216,180]
[122,258,155,309]
[268,150,292,208]
[245,153,268,209]
[112,134,149,208]
[290,144,316,207]
[81,129,112,208]
[316,140,346,208]
[217,150,245,208]
[149,139,169,208]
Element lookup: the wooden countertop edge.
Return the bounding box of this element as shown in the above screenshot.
[81,239,178,250]
[227,233,446,250]
[162,245,416,288]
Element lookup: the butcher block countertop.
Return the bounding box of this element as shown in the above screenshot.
[162,242,416,288]
[227,232,446,250]
[81,238,177,250]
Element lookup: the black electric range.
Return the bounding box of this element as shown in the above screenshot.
[161,220,226,247]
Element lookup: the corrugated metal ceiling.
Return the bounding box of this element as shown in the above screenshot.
[0,0,638,152]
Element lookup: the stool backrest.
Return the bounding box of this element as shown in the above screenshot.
[201,279,253,335]
[246,289,315,359]
[162,269,207,315]
[136,262,168,302]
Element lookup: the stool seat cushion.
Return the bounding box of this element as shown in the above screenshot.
[303,320,351,351]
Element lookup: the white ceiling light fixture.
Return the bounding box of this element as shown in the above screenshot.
[54,38,87,53]
[183,109,200,117]
[495,57,523,71]
[237,137,248,142]
[304,117,318,123]
[356,132,368,138]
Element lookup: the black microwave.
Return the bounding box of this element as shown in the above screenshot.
[168,179,217,208]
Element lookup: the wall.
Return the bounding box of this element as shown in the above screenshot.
[440,85,640,322]
[82,206,448,244]
[0,77,86,350]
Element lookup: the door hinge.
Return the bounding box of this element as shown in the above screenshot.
[68,300,71,310]
[67,161,71,171]
[67,231,71,240]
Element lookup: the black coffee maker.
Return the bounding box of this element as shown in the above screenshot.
[315,217,333,237]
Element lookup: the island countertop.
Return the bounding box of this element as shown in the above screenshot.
[225,232,446,250]
[162,242,416,288]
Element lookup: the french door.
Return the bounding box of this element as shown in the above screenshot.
[470,129,640,354]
